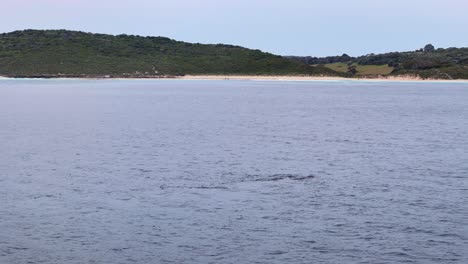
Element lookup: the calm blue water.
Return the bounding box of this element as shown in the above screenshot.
[1,80,467,264]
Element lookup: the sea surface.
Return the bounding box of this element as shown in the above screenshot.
[1,79,467,264]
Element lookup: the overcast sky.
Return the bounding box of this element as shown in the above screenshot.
[2,0,467,56]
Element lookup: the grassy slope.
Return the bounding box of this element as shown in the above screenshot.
[290,47,468,79]
[324,63,394,76]
[361,48,468,79]
[0,30,340,77]
[356,65,394,76]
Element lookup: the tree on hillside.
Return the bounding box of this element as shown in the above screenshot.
[424,44,435,52]
[347,65,357,75]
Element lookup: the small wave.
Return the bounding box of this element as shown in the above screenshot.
[160,185,228,190]
[248,174,316,182]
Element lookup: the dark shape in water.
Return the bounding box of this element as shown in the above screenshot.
[160,184,229,190]
[251,174,316,182]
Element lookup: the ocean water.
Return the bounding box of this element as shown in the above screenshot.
[0,79,467,264]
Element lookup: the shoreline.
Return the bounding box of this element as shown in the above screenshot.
[1,75,467,83]
[178,75,468,83]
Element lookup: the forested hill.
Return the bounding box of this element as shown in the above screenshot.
[1,30,466,79]
[287,44,468,79]
[0,29,338,78]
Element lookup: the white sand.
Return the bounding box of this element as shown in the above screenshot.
[0,75,466,82]
[178,75,468,83]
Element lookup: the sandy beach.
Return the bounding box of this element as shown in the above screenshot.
[0,74,467,82]
[178,75,468,83]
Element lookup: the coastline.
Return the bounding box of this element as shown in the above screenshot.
[178,75,468,83]
[1,74,467,83]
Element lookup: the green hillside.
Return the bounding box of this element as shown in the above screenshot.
[0,30,338,78]
[324,63,394,76]
[2,30,465,79]
[288,45,468,80]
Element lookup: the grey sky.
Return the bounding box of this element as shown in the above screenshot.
[2,0,467,56]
